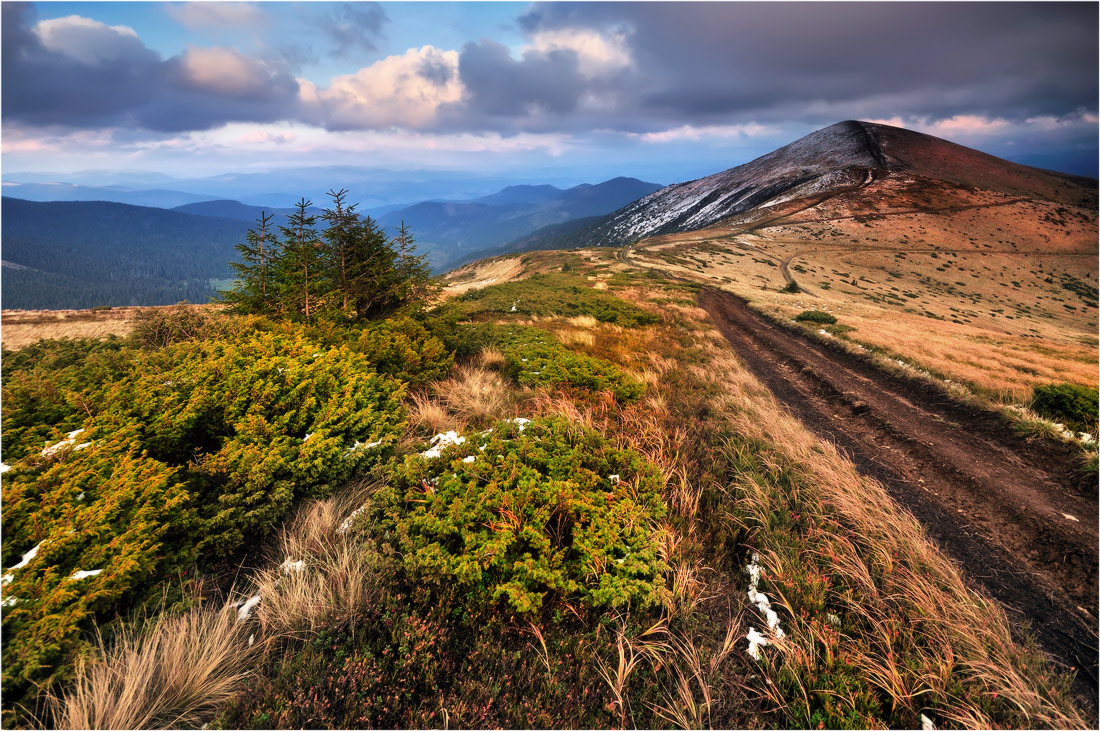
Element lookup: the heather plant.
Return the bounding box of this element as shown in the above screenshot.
[378,417,669,615]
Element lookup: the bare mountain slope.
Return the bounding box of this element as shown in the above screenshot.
[544,121,1095,248]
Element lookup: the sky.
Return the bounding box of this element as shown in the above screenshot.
[2,1,1098,186]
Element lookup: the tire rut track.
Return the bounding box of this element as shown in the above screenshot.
[698,287,1099,710]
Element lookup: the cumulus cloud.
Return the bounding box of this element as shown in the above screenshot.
[299,46,462,130]
[33,15,144,65]
[512,2,1097,129]
[2,4,298,132]
[177,46,292,98]
[527,27,632,79]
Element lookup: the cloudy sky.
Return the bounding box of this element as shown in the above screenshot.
[3,1,1097,184]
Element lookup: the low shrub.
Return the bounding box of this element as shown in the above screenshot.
[378,417,669,615]
[497,328,645,403]
[794,310,838,325]
[453,273,659,327]
[354,316,453,385]
[781,281,801,294]
[1030,383,1099,433]
[1,328,408,706]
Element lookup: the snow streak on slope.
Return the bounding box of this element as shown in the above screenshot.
[600,121,883,242]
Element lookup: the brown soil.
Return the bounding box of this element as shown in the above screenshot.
[699,287,1099,708]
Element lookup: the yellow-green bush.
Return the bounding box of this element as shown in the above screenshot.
[378,417,668,615]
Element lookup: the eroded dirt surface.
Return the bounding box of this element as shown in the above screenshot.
[699,287,1099,708]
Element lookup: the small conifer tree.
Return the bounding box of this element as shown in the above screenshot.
[225,212,280,313]
[278,199,325,320]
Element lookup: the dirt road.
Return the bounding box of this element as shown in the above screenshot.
[699,288,1099,705]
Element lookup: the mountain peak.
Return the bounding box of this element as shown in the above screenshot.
[542,120,1095,246]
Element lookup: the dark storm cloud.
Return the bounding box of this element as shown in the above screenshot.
[500,2,1098,130]
[1,3,300,133]
[305,2,388,59]
[457,40,587,116]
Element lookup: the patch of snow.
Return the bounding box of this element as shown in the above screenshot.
[506,418,531,433]
[2,596,21,608]
[303,433,314,442]
[41,429,86,457]
[421,431,467,459]
[509,300,518,312]
[1061,513,1080,523]
[609,474,620,485]
[280,559,306,574]
[76,492,86,502]
[921,713,936,730]
[248,634,255,647]
[462,456,476,464]
[338,503,369,534]
[237,594,262,621]
[3,541,45,584]
[73,442,92,451]
[0,464,10,474]
[69,569,102,580]
[744,553,786,661]
[746,627,770,660]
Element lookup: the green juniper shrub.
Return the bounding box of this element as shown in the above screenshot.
[1,328,408,705]
[1030,383,1099,433]
[781,280,802,294]
[493,327,645,402]
[1,428,189,700]
[794,310,838,325]
[377,417,669,616]
[1,338,131,462]
[353,316,453,385]
[453,273,659,327]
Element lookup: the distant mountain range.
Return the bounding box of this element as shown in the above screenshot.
[376,177,662,270]
[0,176,661,309]
[10,120,1089,311]
[1,167,591,211]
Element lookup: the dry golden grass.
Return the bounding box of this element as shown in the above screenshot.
[50,606,257,730]
[248,487,386,638]
[439,256,527,298]
[556,328,596,347]
[2,308,140,350]
[408,391,465,434]
[434,364,513,423]
[689,332,1088,728]
[476,345,508,371]
[566,315,599,328]
[625,191,1098,402]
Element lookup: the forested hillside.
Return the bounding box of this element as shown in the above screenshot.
[1,198,244,309]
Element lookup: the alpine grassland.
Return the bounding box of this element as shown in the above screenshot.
[1,244,1089,729]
